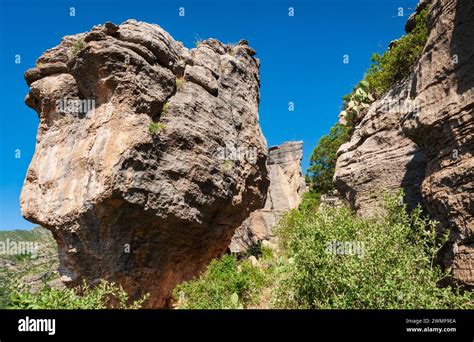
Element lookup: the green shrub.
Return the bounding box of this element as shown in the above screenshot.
[71,39,85,56]
[298,191,321,213]
[173,254,267,309]
[176,77,185,90]
[8,279,149,309]
[339,80,374,125]
[161,102,170,116]
[272,192,473,309]
[307,123,350,194]
[148,122,165,135]
[365,7,430,97]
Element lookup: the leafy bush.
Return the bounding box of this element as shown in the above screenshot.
[298,191,321,213]
[365,7,430,97]
[173,254,267,309]
[307,123,350,194]
[8,279,148,309]
[272,192,473,309]
[338,7,429,125]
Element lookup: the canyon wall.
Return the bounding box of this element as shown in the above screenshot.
[334,0,473,286]
[229,141,306,253]
[20,20,269,307]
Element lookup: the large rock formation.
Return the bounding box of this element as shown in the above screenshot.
[334,0,473,286]
[229,141,306,253]
[334,84,428,216]
[20,20,269,307]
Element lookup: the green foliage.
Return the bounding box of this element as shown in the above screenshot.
[220,159,233,174]
[298,191,321,213]
[176,77,185,90]
[71,39,85,56]
[0,227,58,309]
[337,7,429,125]
[8,279,149,309]
[365,7,430,97]
[173,254,267,309]
[239,241,263,259]
[161,102,170,116]
[307,123,350,194]
[339,80,374,125]
[13,253,33,262]
[272,191,473,309]
[148,122,165,135]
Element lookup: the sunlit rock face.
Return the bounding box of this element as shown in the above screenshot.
[21,20,269,307]
[334,0,474,287]
[230,141,306,253]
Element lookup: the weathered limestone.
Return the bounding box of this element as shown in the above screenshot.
[230,141,306,253]
[21,20,269,307]
[334,0,474,286]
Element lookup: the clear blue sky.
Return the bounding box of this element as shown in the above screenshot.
[0,0,418,230]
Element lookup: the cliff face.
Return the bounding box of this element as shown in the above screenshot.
[20,20,269,307]
[230,141,306,253]
[334,0,473,286]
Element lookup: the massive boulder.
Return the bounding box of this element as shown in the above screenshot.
[334,0,473,286]
[20,20,269,307]
[230,141,306,253]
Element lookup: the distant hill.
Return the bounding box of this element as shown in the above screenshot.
[0,227,62,308]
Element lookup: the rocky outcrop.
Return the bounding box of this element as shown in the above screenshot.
[334,83,428,216]
[334,0,473,286]
[229,141,305,253]
[402,0,474,286]
[20,20,269,307]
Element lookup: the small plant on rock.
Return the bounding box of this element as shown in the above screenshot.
[220,159,233,174]
[161,102,170,116]
[176,77,186,90]
[148,122,165,135]
[71,39,85,56]
[339,80,374,126]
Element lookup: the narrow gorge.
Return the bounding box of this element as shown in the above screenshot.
[14,0,473,309]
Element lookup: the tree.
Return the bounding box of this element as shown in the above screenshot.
[307,123,350,194]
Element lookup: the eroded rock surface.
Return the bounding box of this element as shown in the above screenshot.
[402,0,474,286]
[21,20,269,307]
[334,82,428,216]
[230,141,305,253]
[334,0,473,286]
